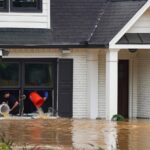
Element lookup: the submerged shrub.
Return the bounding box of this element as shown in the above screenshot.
[111,114,125,121]
[0,132,39,150]
[0,133,13,150]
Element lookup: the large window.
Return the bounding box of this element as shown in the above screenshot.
[0,0,42,12]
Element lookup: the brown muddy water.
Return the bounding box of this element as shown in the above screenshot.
[0,118,150,150]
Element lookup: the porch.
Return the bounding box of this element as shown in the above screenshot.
[100,49,150,120]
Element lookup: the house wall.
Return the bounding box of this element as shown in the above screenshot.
[98,49,138,119]
[128,7,150,33]
[119,49,150,118]
[0,0,50,29]
[5,48,150,119]
[136,50,150,118]
[4,48,91,118]
[98,50,106,118]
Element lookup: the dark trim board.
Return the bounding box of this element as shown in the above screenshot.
[118,60,129,118]
[58,59,73,118]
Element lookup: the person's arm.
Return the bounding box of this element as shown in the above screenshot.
[43,91,49,101]
[10,101,19,112]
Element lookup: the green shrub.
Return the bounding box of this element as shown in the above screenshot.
[0,132,39,150]
[111,114,125,121]
[0,133,13,150]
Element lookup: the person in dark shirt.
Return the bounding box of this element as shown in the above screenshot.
[3,92,19,115]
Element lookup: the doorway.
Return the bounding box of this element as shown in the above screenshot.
[0,59,57,115]
[118,60,129,118]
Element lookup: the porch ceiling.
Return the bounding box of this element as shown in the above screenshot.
[118,33,150,45]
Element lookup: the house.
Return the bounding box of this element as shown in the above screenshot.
[0,0,150,120]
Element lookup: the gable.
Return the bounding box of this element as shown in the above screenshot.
[109,0,150,48]
[128,7,150,33]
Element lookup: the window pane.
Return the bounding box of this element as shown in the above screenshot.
[12,0,37,8]
[0,0,8,12]
[0,0,5,8]
[11,0,42,12]
[25,64,53,87]
[0,63,19,87]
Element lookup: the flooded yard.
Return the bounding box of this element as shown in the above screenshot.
[0,118,150,150]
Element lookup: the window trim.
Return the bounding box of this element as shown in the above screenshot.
[10,0,42,13]
[0,0,9,12]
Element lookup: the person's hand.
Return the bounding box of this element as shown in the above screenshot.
[9,109,12,113]
[43,97,47,101]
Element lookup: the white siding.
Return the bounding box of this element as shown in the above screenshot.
[119,49,150,118]
[98,50,106,118]
[128,8,150,33]
[0,0,50,29]
[5,48,89,118]
[137,50,150,118]
[8,48,150,119]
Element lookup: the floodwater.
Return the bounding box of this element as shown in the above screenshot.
[0,119,150,150]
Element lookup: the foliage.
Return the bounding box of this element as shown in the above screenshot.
[0,133,13,150]
[0,132,39,150]
[111,114,125,121]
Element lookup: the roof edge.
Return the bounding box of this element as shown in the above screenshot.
[0,44,107,49]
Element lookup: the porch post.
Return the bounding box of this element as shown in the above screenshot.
[106,49,120,120]
[87,49,99,119]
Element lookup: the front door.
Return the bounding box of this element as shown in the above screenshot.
[118,60,129,118]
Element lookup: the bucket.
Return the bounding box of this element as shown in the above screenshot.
[29,92,44,108]
[0,103,10,116]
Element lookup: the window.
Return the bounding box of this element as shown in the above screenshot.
[0,63,19,87]
[0,0,8,12]
[0,0,42,12]
[10,0,42,12]
[25,63,53,87]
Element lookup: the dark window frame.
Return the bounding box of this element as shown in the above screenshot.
[10,0,42,13]
[0,0,9,12]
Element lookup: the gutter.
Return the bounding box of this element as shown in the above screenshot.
[0,44,107,49]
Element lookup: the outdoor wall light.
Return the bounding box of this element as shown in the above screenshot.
[0,49,10,58]
[0,49,2,58]
[128,49,138,53]
[61,48,71,54]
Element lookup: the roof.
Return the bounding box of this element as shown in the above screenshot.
[0,0,147,48]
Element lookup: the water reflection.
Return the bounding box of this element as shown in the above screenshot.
[0,119,150,149]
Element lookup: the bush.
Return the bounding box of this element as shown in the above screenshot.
[0,132,39,150]
[111,114,125,121]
